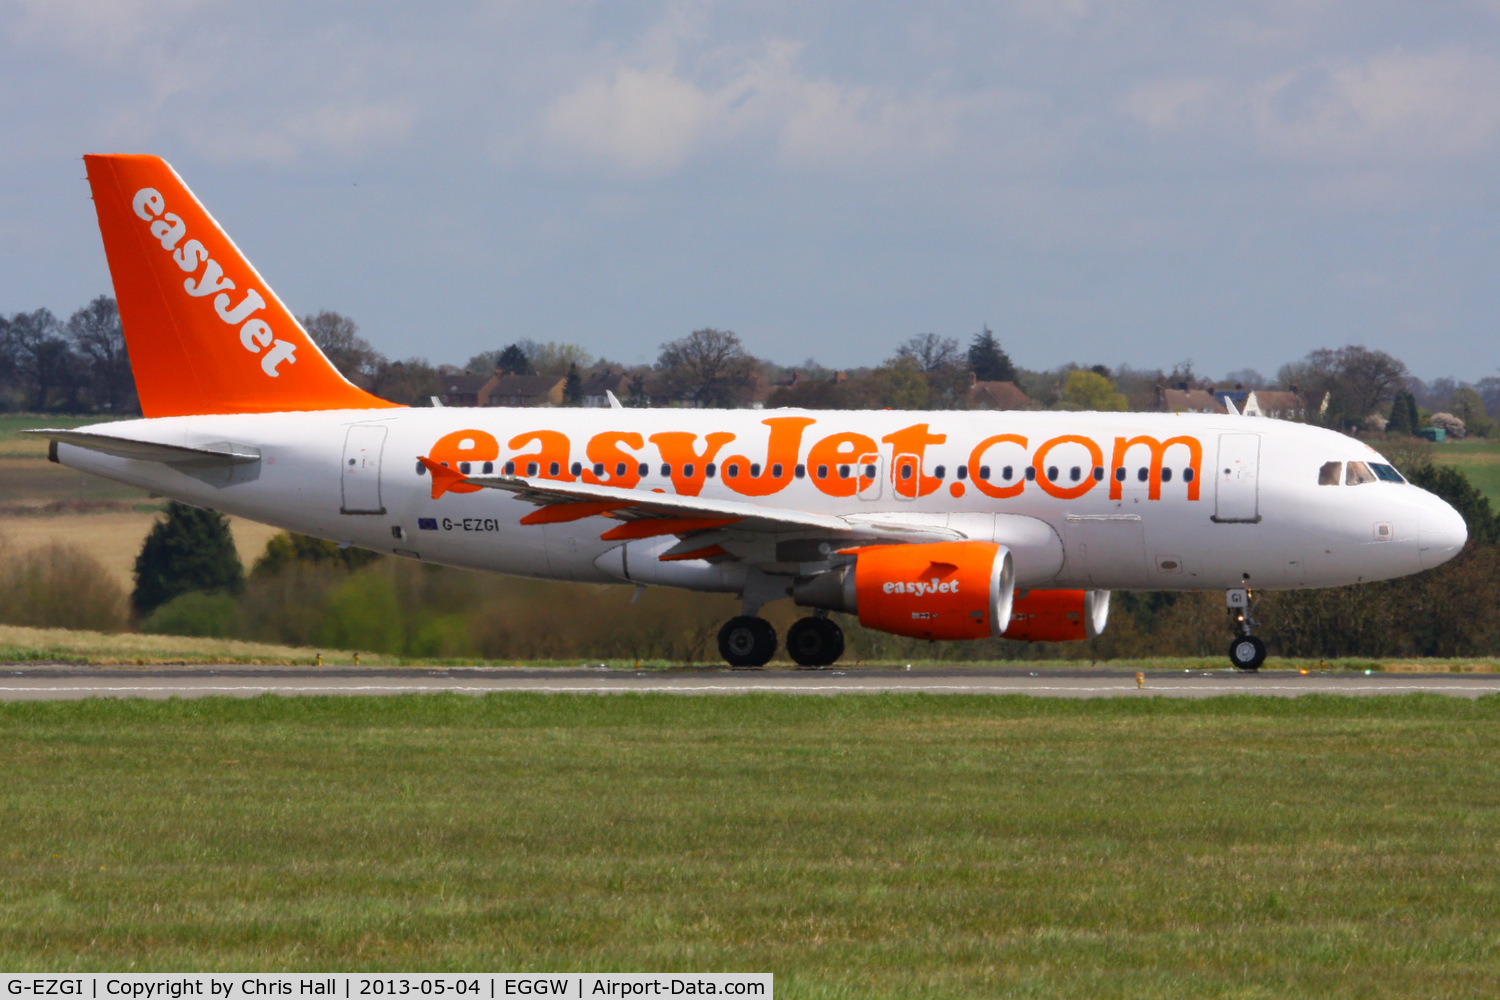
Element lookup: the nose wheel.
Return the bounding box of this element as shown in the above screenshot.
[1228,635,1266,671]
[1225,587,1265,671]
[718,616,777,668]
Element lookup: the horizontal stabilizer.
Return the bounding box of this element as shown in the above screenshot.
[26,428,261,466]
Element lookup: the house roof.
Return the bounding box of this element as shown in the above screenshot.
[1158,387,1227,414]
[966,380,1033,410]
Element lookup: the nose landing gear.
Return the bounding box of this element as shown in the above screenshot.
[1226,588,1266,671]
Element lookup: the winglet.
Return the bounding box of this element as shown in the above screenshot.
[83,154,400,417]
[419,455,470,499]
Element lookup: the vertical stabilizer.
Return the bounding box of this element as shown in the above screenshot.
[84,154,399,416]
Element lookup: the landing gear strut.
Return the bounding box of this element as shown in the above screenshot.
[785,615,845,668]
[718,616,777,668]
[1226,588,1266,671]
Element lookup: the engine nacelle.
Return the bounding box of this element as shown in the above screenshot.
[793,541,1015,640]
[1001,589,1110,642]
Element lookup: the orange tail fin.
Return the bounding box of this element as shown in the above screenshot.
[84,154,399,417]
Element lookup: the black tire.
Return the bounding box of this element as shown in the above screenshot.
[1229,635,1267,671]
[718,615,777,668]
[785,616,845,668]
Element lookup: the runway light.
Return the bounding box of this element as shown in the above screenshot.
[315,652,322,666]
[1136,672,1144,689]
[1299,668,1309,675]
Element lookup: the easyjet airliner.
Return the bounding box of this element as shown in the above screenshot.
[29,155,1469,670]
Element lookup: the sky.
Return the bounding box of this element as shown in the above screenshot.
[2,0,1498,382]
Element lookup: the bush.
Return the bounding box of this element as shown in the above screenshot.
[139,591,240,638]
[0,540,128,631]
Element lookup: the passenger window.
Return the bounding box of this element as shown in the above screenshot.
[638,463,650,478]
[957,465,968,480]
[934,465,946,480]
[817,465,828,479]
[771,463,782,478]
[616,462,627,477]
[1318,461,1342,485]
[864,464,876,478]
[794,465,806,479]
[660,463,671,477]
[1161,468,1172,483]
[459,462,471,474]
[705,463,716,478]
[838,465,850,479]
[1346,461,1376,485]
[504,461,516,475]
[1183,468,1194,483]
[483,461,493,475]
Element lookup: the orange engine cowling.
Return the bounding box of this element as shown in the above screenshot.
[792,541,1015,640]
[1001,589,1111,642]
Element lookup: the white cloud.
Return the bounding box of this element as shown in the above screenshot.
[183,99,417,166]
[541,66,716,176]
[1252,47,1500,163]
[6,0,211,53]
[537,38,1029,178]
[1119,77,1227,135]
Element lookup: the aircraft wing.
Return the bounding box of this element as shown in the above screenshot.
[454,467,960,560]
[24,428,261,465]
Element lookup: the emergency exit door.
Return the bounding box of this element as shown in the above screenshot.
[341,424,387,515]
[1213,433,1260,523]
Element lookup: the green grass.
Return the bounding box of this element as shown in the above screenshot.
[1429,437,1500,506]
[2,694,1498,997]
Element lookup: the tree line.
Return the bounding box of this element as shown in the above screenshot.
[5,298,1498,436]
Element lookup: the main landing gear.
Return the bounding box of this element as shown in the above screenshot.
[785,615,845,668]
[1226,588,1266,671]
[718,616,777,668]
[716,614,846,668]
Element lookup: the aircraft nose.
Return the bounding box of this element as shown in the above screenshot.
[1417,494,1468,570]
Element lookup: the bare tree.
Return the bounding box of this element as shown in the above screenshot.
[66,296,135,411]
[3,308,72,410]
[301,311,384,385]
[1279,345,1409,428]
[895,333,962,373]
[656,328,758,407]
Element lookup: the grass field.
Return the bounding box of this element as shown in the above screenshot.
[1429,437,1500,506]
[1,694,1497,997]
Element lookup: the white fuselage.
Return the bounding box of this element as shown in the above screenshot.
[54,407,1466,595]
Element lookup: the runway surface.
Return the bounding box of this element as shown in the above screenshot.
[1,664,1498,700]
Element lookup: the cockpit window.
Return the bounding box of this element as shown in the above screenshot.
[1370,462,1404,483]
[1318,461,1342,485]
[1346,461,1377,485]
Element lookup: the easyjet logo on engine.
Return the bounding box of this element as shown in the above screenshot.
[131,187,298,378]
[883,578,960,596]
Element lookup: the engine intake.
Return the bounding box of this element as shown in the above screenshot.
[793,541,1015,640]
